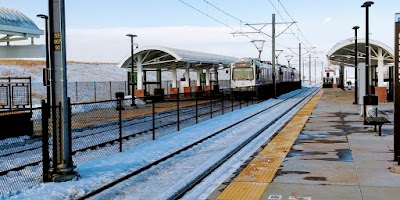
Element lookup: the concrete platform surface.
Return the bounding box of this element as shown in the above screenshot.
[262,88,399,200]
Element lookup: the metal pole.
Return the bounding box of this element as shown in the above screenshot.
[37,15,51,105]
[210,92,213,118]
[48,0,75,179]
[362,2,374,95]
[299,43,302,87]
[272,14,276,97]
[195,92,198,124]
[152,98,155,140]
[118,99,122,152]
[302,60,305,81]
[177,92,180,131]
[354,26,360,104]
[45,16,50,105]
[309,54,312,85]
[126,34,137,106]
[221,90,224,115]
[314,59,317,83]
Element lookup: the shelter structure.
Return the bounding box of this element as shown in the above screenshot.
[118,46,237,97]
[327,38,395,102]
[0,7,44,58]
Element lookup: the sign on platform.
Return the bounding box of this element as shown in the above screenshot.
[394,15,400,161]
[54,32,61,51]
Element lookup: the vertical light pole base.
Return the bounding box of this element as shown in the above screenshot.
[51,165,78,182]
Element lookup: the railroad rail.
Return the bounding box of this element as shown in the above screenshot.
[77,87,320,199]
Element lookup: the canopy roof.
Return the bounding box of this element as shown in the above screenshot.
[118,46,238,70]
[0,7,43,40]
[327,38,394,67]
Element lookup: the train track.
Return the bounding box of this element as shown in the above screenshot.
[77,87,319,199]
[0,99,248,178]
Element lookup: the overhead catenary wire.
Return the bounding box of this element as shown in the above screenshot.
[179,0,297,54]
[198,0,301,56]
[178,0,257,41]
[267,0,313,52]
[277,0,314,48]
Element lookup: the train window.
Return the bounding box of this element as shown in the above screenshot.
[232,67,254,80]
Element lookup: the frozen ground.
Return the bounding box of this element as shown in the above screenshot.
[4,85,320,200]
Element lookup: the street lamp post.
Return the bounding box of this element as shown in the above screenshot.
[361,1,373,95]
[37,14,50,105]
[361,1,378,124]
[126,34,137,106]
[353,26,360,104]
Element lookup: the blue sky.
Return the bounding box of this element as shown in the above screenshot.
[0,0,398,64]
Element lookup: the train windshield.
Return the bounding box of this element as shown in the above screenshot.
[232,67,254,80]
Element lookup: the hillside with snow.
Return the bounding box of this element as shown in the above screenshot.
[0,60,127,82]
[0,60,230,105]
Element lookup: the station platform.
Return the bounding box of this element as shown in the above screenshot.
[209,88,399,200]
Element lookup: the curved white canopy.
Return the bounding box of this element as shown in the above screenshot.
[0,7,43,39]
[118,46,237,70]
[327,38,394,67]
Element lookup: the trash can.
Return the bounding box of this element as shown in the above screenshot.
[363,94,378,125]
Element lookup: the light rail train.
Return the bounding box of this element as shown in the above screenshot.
[230,58,301,99]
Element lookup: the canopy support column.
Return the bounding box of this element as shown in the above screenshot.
[375,47,387,102]
[170,64,178,97]
[333,70,337,88]
[137,55,143,90]
[172,65,177,88]
[196,67,202,86]
[205,67,210,86]
[183,63,191,95]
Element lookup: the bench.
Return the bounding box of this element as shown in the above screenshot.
[365,108,390,136]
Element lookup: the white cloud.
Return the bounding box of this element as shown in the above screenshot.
[322,17,332,25]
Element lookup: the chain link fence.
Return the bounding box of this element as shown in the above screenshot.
[0,81,302,197]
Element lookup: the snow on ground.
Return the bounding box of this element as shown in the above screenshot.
[0,62,231,106]
[4,86,320,200]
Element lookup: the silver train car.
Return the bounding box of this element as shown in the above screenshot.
[230,58,301,99]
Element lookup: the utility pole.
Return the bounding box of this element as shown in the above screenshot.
[235,15,295,95]
[303,60,305,81]
[272,14,276,97]
[299,43,302,86]
[309,54,311,85]
[48,0,76,181]
[314,58,317,83]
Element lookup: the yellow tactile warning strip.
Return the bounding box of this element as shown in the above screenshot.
[217,182,269,200]
[217,90,324,200]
